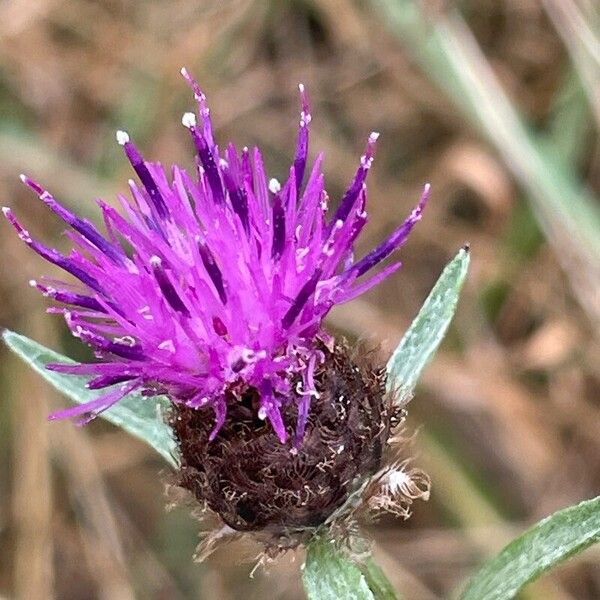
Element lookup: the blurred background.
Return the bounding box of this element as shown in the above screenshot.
[1,0,599,598]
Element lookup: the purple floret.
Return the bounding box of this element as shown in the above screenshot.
[4,69,428,443]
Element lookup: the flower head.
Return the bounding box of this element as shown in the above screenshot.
[4,69,427,446]
[5,70,434,547]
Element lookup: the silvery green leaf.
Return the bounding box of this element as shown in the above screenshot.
[386,245,470,400]
[303,536,375,600]
[302,536,401,600]
[461,496,600,600]
[2,329,178,467]
[361,559,399,599]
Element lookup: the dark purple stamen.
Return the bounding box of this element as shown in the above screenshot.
[271,193,286,260]
[351,185,428,277]
[329,133,378,229]
[87,373,137,389]
[180,68,215,148]
[186,125,225,205]
[212,316,228,336]
[282,268,323,329]
[118,134,169,219]
[293,84,310,194]
[76,328,145,360]
[34,283,107,313]
[105,341,145,360]
[241,147,253,192]
[22,176,126,266]
[197,241,227,304]
[150,256,190,316]
[221,162,250,232]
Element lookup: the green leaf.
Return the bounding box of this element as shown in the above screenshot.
[461,496,600,600]
[361,559,399,600]
[2,329,179,467]
[302,537,402,600]
[386,246,470,396]
[302,537,375,600]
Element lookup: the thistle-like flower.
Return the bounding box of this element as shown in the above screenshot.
[4,69,430,549]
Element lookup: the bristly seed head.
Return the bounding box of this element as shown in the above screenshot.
[171,341,396,540]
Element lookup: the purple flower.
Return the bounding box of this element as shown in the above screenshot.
[4,69,428,444]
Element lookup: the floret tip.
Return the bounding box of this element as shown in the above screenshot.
[182,112,197,128]
[116,130,130,145]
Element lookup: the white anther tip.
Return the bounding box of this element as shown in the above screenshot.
[298,83,305,92]
[19,174,27,183]
[116,130,130,145]
[370,131,380,141]
[150,255,162,266]
[268,178,281,194]
[2,206,11,216]
[181,112,197,128]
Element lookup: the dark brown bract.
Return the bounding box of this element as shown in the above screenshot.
[171,341,396,542]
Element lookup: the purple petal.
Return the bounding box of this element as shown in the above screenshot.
[293,83,311,194]
[259,379,287,443]
[271,192,286,260]
[49,380,139,422]
[350,184,429,278]
[329,132,379,228]
[117,132,169,219]
[197,240,227,304]
[282,268,323,329]
[8,75,429,446]
[150,255,191,317]
[3,207,103,293]
[22,175,125,265]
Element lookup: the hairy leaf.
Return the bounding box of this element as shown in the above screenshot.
[3,329,178,467]
[303,537,375,600]
[461,496,600,600]
[386,245,470,398]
